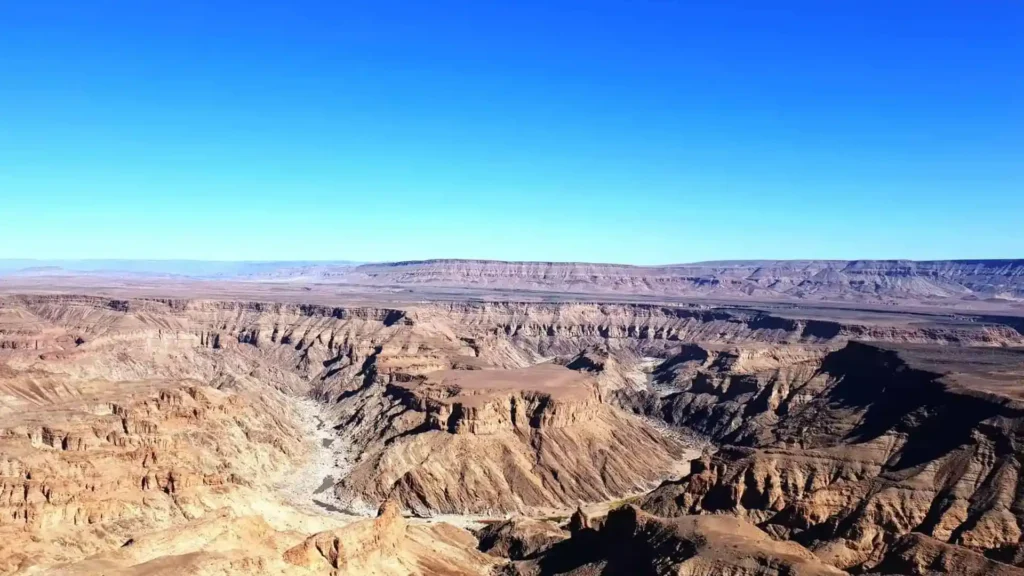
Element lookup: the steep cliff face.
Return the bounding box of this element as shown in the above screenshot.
[621,343,832,444]
[283,499,497,575]
[51,499,497,576]
[9,259,1024,306]
[4,296,1019,380]
[0,296,708,570]
[638,342,1024,573]
[478,517,569,560]
[501,505,846,576]
[0,295,504,575]
[3,295,1024,575]
[390,365,600,435]
[0,380,304,574]
[334,363,692,515]
[415,301,1023,351]
[348,259,1024,303]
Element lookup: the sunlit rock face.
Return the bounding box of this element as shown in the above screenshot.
[2,294,1023,575]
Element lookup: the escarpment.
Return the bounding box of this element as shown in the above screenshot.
[6,295,1021,368]
[283,498,496,575]
[334,363,693,515]
[347,258,1024,304]
[0,381,304,573]
[638,342,1024,573]
[389,364,600,434]
[2,294,1024,575]
[478,516,569,560]
[617,343,834,444]
[500,504,845,575]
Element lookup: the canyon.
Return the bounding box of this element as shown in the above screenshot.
[0,278,1023,575]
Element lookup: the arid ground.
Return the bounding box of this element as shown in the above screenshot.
[2,260,1024,575]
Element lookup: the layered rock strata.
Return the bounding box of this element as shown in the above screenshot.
[336,364,691,515]
[501,504,846,575]
[638,342,1024,573]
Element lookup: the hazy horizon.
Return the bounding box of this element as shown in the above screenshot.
[2,255,1023,276]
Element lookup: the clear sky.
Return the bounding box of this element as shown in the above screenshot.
[1,1,1021,264]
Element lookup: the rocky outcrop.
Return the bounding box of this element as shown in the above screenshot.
[875,533,1024,576]
[5,296,1021,367]
[503,505,846,575]
[639,342,1024,572]
[0,382,304,574]
[284,499,407,570]
[624,343,832,444]
[389,364,600,434]
[283,499,498,575]
[50,500,498,576]
[3,294,1024,575]
[477,517,568,560]
[335,364,692,515]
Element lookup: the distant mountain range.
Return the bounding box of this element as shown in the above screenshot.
[0,260,359,279]
[2,258,1022,304]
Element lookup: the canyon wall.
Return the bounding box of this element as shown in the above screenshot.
[637,342,1024,572]
[3,294,1024,574]
[348,259,1024,303]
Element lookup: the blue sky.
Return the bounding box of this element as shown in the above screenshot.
[1,1,1021,264]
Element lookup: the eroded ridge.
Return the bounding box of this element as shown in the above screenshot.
[1,294,1023,575]
[336,363,691,515]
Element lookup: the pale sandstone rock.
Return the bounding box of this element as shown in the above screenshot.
[477,516,569,560]
[1,295,1022,575]
[504,505,846,575]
